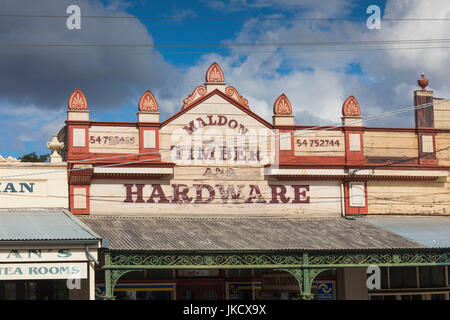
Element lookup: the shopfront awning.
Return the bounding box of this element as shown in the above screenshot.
[365,216,450,248]
[0,208,101,244]
[79,215,449,300]
[78,215,425,251]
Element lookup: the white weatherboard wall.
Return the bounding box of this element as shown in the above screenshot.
[0,163,68,208]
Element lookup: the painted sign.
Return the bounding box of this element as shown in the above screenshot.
[262,274,335,299]
[294,130,345,156]
[315,281,334,300]
[181,115,249,135]
[0,182,35,193]
[90,178,342,215]
[160,110,276,166]
[0,248,95,263]
[123,183,311,204]
[89,126,139,154]
[0,263,87,280]
[177,269,220,277]
[262,273,299,292]
[228,283,261,300]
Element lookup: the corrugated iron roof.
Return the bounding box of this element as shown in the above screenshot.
[365,216,450,248]
[78,215,425,251]
[0,208,101,242]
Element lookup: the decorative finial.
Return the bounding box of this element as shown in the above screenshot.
[138,90,158,112]
[273,94,293,115]
[205,62,225,84]
[47,135,64,163]
[68,88,88,110]
[417,73,429,91]
[342,95,361,117]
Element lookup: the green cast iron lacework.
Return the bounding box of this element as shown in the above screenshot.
[307,252,450,266]
[110,253,303,267]
[105,250,450,269]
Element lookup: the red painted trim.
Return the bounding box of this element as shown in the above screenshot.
[276,156,347,165]
[67,124,89,160]
[344,181,368,215]
[92,174,167,180]
[274,175,439,182]
[68,153,142,163]
[276,125,344,131]
[277,129,295,163]
[160,89,273,129]
[69,185,90,215]
[271,163,450,171]
[66,120,139,127]
[418,132,438,165]
[344,129,365,165]
[139,127,160,160]
[90,162,175,168]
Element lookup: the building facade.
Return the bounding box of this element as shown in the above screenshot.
[0,154,101,300]
[51,63,450,299]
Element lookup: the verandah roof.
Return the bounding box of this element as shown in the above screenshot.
[79,215,428,251]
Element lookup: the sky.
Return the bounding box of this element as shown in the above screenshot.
[0,0,449,158]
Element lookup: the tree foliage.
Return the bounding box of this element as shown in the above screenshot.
[19,152,49,162]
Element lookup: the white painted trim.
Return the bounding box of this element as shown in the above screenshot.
[94,167,173,175]
[266,167,448,181]
[264,168,347,176]
[351,169,448,181]
[349,182,365,207]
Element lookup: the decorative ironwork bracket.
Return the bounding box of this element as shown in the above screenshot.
[102,250,449,299]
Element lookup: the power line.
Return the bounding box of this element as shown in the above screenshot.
[1,46,450,56]
[1,14,450,22]
[0,100,445,180]
[2,38,450,49]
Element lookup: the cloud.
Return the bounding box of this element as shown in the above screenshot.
[200,0,355,17]
[0,0,178,114]
[0,105,66,155]
[1,0,450,157]
[183,0,450,128]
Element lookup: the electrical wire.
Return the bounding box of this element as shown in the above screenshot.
[1,46,450,56]
[2,38,450,49]
[0,100,446,179]
[1,14,450,22]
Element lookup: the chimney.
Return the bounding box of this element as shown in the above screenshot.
[414,73,434,128]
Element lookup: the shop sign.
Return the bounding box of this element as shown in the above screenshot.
[123,183,311,205]
[0,262,87,280]
[314,281,334,300]
[0,249,94,263]
[177,269,220,277]
[262,273,299,292]
[0,182,35,194]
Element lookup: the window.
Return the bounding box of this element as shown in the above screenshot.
[419,266,446,288]
[389,267,417,289]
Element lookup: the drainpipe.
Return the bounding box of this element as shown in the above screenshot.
[85,246,99,265]
[340,182,346,217]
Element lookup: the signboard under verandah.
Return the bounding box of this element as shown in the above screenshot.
[262,272,335,300]
[0,248,94,280]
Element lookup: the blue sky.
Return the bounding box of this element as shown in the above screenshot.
[1,0,449,159]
